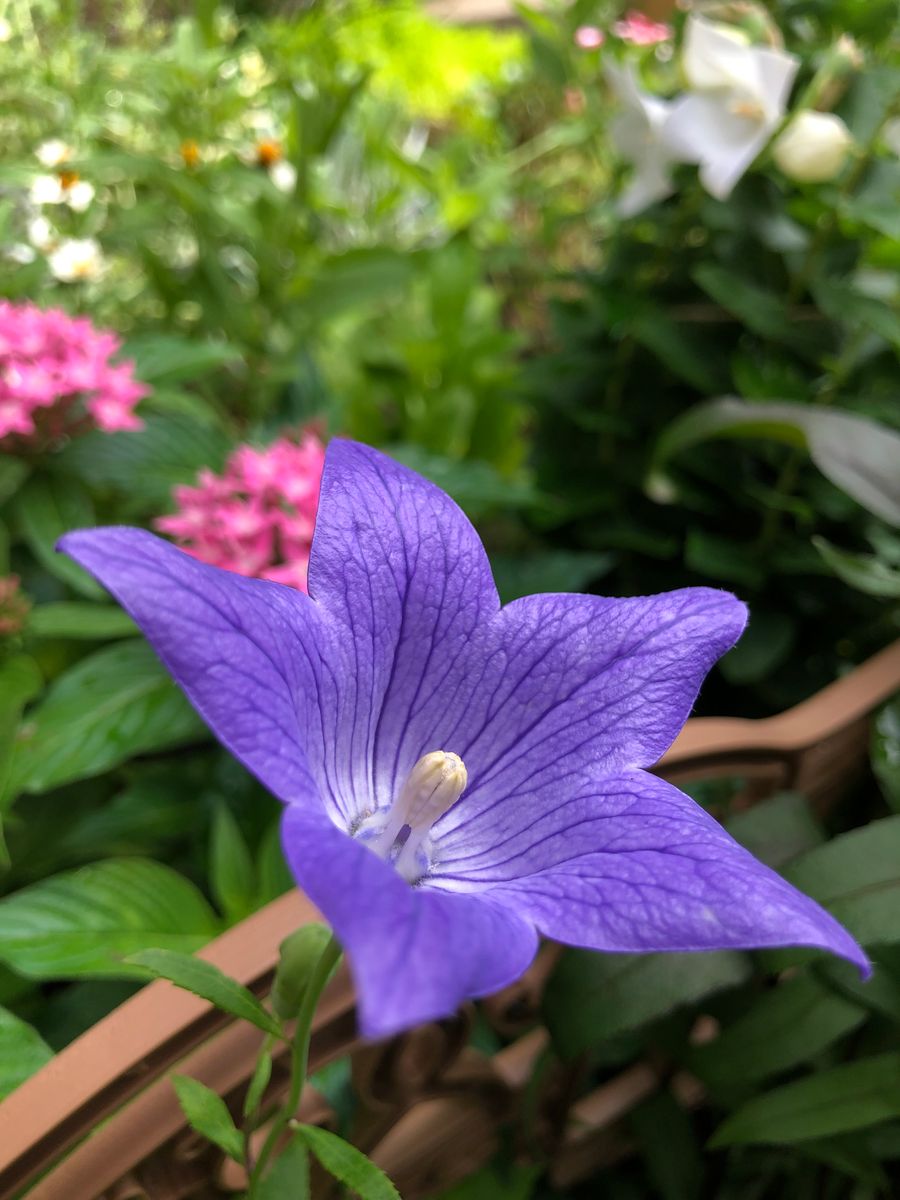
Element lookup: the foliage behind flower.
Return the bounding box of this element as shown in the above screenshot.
[155,433,325,591]
[0,302,146,450]
[0,576,30,638]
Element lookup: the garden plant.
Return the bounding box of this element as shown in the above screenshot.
[0,0,899,1197]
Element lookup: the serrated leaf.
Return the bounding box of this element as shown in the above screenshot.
[126,949,282,1036]
[711,1053,900,1147]
[294,1124,400,1199]
[28,602,138,640]
[258,1135,310,1199]
[7,640,205,797]
[209,804,256,924]
[543,949,750,1057]
[14,475,103,598]
[0,1005,53,1099]
[172,1075,244,1163]
[689,974,866,1086]
[0,858,220,978]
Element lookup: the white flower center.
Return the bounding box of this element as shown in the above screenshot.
[371,751,467,881]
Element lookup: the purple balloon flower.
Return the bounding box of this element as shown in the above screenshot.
[60,440,867,1038]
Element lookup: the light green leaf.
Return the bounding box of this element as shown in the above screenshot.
[872,696,900,813]
[14,474,104,598]
[126,949,282,1037]
[689,973,866,1086]
[294,1124,400,1199]
[0,654,42,818]
[711,1053,900,1147]
[243,1048,274,1121]
[0,858,220,978]
[543,949,750,1058]
[209,804,256,924]
[172,1075,244,1163]
[258,1135,310,1200]
[0,1005,53,1099]
[0,456,30,507]
[28,603,138,640]
[7,640,205,797]
[650,397,900,526]
[813,537,900,597]
[120,334,238,384]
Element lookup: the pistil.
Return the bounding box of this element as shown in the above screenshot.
[372,751,467,880]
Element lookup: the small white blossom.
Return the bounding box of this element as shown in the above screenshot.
[772,111,854,183]
[269,160,297,193]
[0,17,13,42]
[27,216,57,251]
[607,64,678,217]
[65,180,95,211]
[35,139,74,168]
[664,15,799,200]
[47,238,105,282]
[29,173,95,211]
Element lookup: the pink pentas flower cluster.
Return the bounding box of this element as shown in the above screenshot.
[155,433,326,592]
[612,11,672,45]
[0,302,147,451]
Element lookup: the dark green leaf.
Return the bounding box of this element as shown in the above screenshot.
[685,529,763,589]
[14,474,104,598]
[126,949,282,1037]
[0,859,220,978]
[491,550,615,604]
[0,655,42,818]
[294,1124,400,1199]
[7,640,205,797]
[813,537,900,598]
[258,1135,310,1200]
[433,1163,540,1200]
[711,1053,900,1147]
[28,603,138,640]
[120,334,239,384]
[872,696,900,813]
[0,1005,53,1099]
[719,611,794,685]
[0,456,29,507]
[388,446,536,517]
[725,793,825,869]
[544,949,750,1057]
[692,264,792,343]
[256,819,294,906]
[631,1090,701,1200]
[209,804,256,923]
[689,974,866,1086]
[172,1074,244,1163]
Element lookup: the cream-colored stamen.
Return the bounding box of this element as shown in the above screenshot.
[372,751,467,879]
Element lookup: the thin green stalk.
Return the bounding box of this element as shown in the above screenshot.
[248,936,342,1195]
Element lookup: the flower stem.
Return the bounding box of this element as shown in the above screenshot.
[248,935,342,1195]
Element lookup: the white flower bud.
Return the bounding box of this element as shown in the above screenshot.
[772,111,854,183]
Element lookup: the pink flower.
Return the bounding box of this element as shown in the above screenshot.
[612,11,672,45]
[155,432,326,593]
[0,575,30,638]
[0,301,147,452]
[574,25,605,50]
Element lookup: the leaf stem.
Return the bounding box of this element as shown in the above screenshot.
[248,935,342,1195]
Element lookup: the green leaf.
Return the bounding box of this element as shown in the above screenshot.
[631,311,722,393]
[28,603,138,640]
[630,1091,702,1200]
[725,793,825,869]
[692,264,793,343]
[172,1075,244,1163]
[872,696,900,813]
[719,611,795,685]
[120,334,238,384]
[299,248,417,321]
[256,819,294,906]
[650,398,900,526]
[0,456,30,507]
[812,278,900,350]
[271,924,333,1020]
[14,474,104,598]
[388,446,536,519]
[125,949,282,1037]
[7,640,205,797]
[711,1053,900,1147]
[0,654,42,817]
[543,949,750,1057]
[689,973,866,1087]
[209,804,257,924]
[294,1124,400,1199]
[0,858,220,978]
[0,1005,53,1099]
[258,1135,310,1200]
[684,529,764,589]
[842,160,900,240]
[433,1163,539,1200]
[243,1047,274,1121]
[813,537,900,597]
[491,549,615,604]
[782,816,900,947]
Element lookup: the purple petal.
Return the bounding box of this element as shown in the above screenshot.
[58,528,333,815]
[434,589,746,835]
[306,440,500,810]
[281,804,538,1038]
[435,769,868,974]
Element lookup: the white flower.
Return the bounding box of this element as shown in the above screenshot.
[29,173,95,211]
[35,139,73,168]
[607,63,677,217]
[47,238,105,282]
[269,160,297,193]
[65,179,95,211]
[772,111,854,183]
[0,16,12,42]
[27,216,57,251]
[664,15,799,200]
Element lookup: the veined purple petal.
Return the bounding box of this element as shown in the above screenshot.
[434,588,746,839]
[435,769,868,974]
[58,527,335,815]
[307,441,500,814]
[281,804,538,1038]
